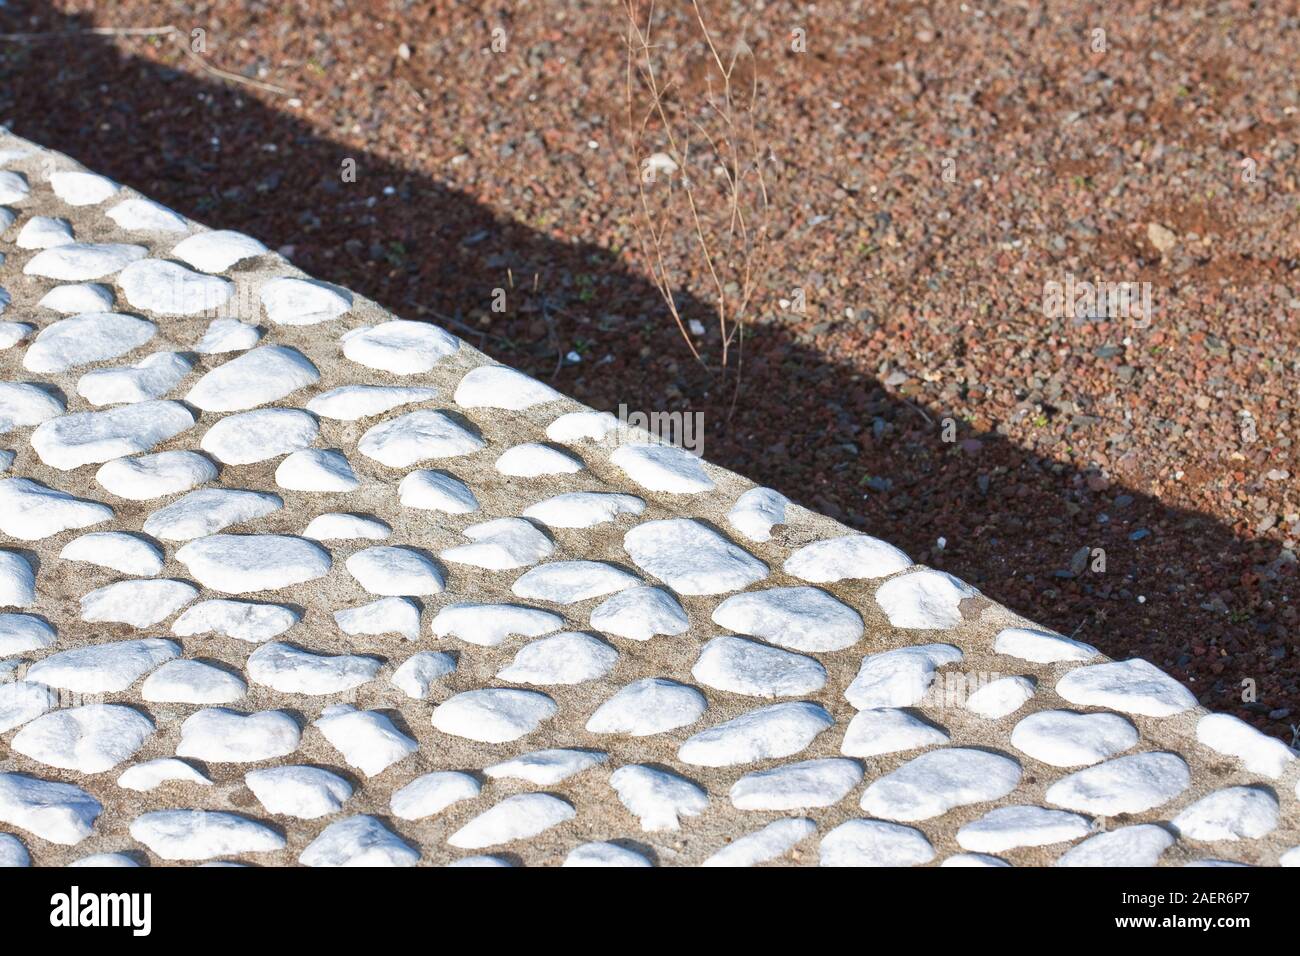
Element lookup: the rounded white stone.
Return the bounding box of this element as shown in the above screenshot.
[1195,713,1296,779]
[564,841,652,867]
[485,749,608,786]
[95,451,217,500]
[440,517,554,570]
[0,680,57,733]
[1055,659,1198,717]
[176,708,300,763]
[171,229,268,272]
[588,585,688,641]
[195,317,260,354]
[841,708,950,758]
[678,701,834,767]
[0,477,114,540]
[1172,786,1280,842]
[76,351,192,406]
[702,818,816,867]
[431,688,556,743]
[0,550,35,607]
[38,283,113,314]
[497,631,618,685]
[171,599,299,643]
[859,748,1022,822]
[106,197,188,232]
[966,675,1036,719]
[1046,752,1191,815]
[16,215,73,249]
[623,519,767,595]
[454,365,561,410]
[50,171,118,205]
[692,635,827,698]
[1010,710,1139,767]
[346,546,444,596]
[313,705,417,777]
[22,312,156,374]
[586,678,707,736]
[956,805,1093,853]
[118,258,234,315]
[398,469,479,513]
[1054,824,1175,867]
[247,642,382,695]
[0,382,64,435]
[175,534,331,594]
[341,320,459,374]
[141,660,247,704]
[523,491,645,528]
[0,613,57,654]
[712,586,863,652]
[143,488,283,541]
[430,601,563,646]
[25,638,178,693]
[609,765,708,831]
[993,625,1098,663]
[390,772,480,821]
[130,810,284,861]
[844,643,963,710]
[819,819,935,867]
[0,772,102,845]
[24,243,146,280]
[307,384,437,420]
[245,766,352,820]
[13,704,153,773]
[337,597,422,642]
[875,569,978,629]
[116,758,211,792]
[448,793,575,849]
[730,758,864,811]
[259,276,351,325]
[300,815,418,867]
[187,346,319,412]
[31,400,194,470]
[390,651,455,698]
[358,410,485,466]
[511,561,640,605]
[79,579,197,627]
[546,410,619,442]
[275,448,359,491]
[784,534,911,582]
[303,513,391,541]
[495,442,584,477]
[610,442,714,493]
[200,408,319,466]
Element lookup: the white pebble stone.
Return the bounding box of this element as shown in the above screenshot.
[609,765,708,831]
[727,487,791,542]
[275,448,359,491]
[0,170,29,203]
[175,534,331,594]
[440,517,554,570]
[313,705,417,777]
[966,675,1036,718]
[0,381,64,434]
[141,660,246,704]
[840,708,950,758]
[0,477,113,540]
[844,643,963,709]
[172,599,299,643]
[76,351,191,406]
[303,513,391,541]
[398,468,479,513]
[68,852,141,867]
[0,772,102,845]
[589,585,688,641]
[1046,752,1191,815]
[248,642,381,695]
[784,534,911,582]
[171,229,267,272]
[430,601,563,646]
[624,518,767,595]
[702,818,816,867]
[875,569,978,629]
[0,550,35,607]
[678,701,833,767]
[50,171,118,205]
[730,758,864,811]
[1055,658,1198,717]
[1279,847,1300,867]
[564,842,652,867]
[346,546,444,596]
[860,748,1022,822]
[448,793,575,849]
[0,680,57,733]
[511,560,639,605]
[194,317,260,354]
[523,491,645,528]
[341,320,459,374]
[1054,824,1175,867]
[200,408,319,465]
[307,384,437,420]
[176,708,300,763]
[24,242,146,280]
[692,635,827,698]
[245,766,352,820]
[300,815,418,867]
[712,586,863,652]
[186,345,319,412]
[16,215,73,249]
[390,651,455,698]
[819,819,935,867]
[454,365,561,409]
[942,853,1012,867]
[610,442,714,492]
[0,613,57,653]
[993,625,1098,663]
[118,258,234,315]
[26,638,178,693]
[1010,710,1139,767]
[495,442,584,477]
[31,400,193,470]
[130,810,284,861]
[390,772,481,821]
[1195,713,1297,779]
[144,488,282,540]
[13,704,153,773]
[486,749,608,785]
[336,597,421,641]
[498,631,618,685]
[105,197,188,232]
[259,276,351,325]
[956,805,1093,853]
[22,312,155,374]
[0,322,32,350]
[116,758,211,792]
[79,579,197,627]
[1172,786,1280,842]
[358,410,485,466]
[37,283,113,313]
[95,451,217,500]
[586,678,707,736]
[447,855,512,867]
[546,409,619,442]
[431,688,556,743]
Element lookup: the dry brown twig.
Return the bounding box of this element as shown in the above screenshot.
[622,0,772,372]
[0,25,289,96]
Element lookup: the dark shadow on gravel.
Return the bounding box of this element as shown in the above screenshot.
[3,11,1294,737]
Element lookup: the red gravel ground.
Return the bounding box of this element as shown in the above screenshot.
[2,1,1298,738]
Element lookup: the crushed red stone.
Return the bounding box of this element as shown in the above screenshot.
[2,0,1297,737]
